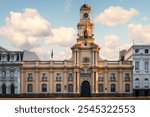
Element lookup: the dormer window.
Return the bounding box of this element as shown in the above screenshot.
[10,55,14,61]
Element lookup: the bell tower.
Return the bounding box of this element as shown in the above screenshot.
[77,4,94,43]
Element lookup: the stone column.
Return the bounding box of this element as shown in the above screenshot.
[35,68,39,93]
[77,70,80,93]
[49,69,54,93]
[118,69,123,93]
[104,68,108,93]
[73,71,77,93]
[95,71,98,93]
[63,69,67,93]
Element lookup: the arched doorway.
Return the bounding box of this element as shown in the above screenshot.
[81,81,91,97]
[10,84,15,94]
[2,84,6,94]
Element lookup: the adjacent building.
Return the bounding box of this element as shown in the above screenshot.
[0,46,23,94]
[0,46,39,95]
[125,45,150,96]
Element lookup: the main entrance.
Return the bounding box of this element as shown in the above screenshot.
[81,81,91,97]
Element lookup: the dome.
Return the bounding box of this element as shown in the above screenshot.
[80,4,91,9]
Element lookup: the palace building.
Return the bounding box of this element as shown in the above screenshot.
[20,4,133,97]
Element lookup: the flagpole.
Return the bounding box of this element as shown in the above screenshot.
[51,49,53,60]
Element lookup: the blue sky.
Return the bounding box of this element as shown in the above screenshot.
[0,0,150,60]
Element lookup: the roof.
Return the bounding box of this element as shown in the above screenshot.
[23,50,40,61]
[0,45,8,52]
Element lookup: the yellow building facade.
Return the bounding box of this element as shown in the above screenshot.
[21,4,133,97]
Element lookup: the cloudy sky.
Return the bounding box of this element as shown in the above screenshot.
[0,0,150,60]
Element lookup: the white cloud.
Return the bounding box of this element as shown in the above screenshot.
[0,8,51,50]
[53,48,72,60]
[45,26,76,46]
[100,35,120,60]
[0,8,76,60]
[128,23,150,44]
[95,6,138,26]
[142,16,149,21]
[100,35,131,60]
[31,47,50,60]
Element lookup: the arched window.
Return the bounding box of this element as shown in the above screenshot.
[10,84,15,94]
[2,84,6,94]
[144,78,149,88]
[135,78,139,88]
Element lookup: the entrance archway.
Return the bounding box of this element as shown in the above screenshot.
[81,81,91,97]
[10,84,15,94]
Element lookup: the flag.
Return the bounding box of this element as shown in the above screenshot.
[51,49,53,59]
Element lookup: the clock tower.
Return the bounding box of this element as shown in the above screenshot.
[77,4,94,43]
[71,4,101,68]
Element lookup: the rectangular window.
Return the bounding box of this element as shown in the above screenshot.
[56,73,61,81]
[110,73,116,81]
[135,62,139,70]
[135,49,139,53]
[2,71,6,78]
[145,49,149,53]
[28,73,33,81]
[144,79,149,88]
[68,84,73,92]
[42,73,47,81]
[135,78,139,88]
[145,62,149,70]
[99,73,103,81]
[42,84,47,92]
[125,73,130,81]
[111,84,116,92]
[125,84,130,92]
[98,84,103,92]
[27,84,33,92]
[68,73,73,81]
[10,71,14,78]
[56,84,61,92]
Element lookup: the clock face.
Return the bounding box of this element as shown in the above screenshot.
[83,12,89,19]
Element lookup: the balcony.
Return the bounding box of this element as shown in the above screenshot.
[110,77,116,81]
[125,77,130,81]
